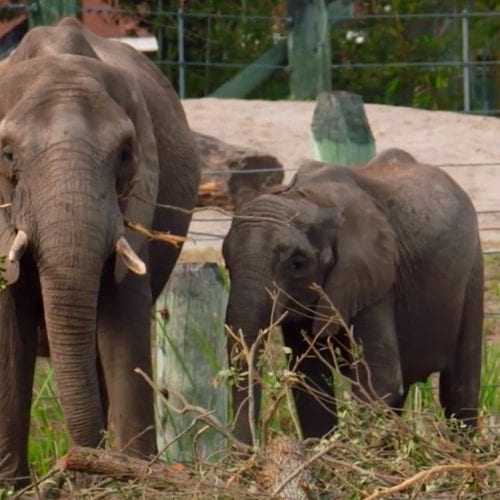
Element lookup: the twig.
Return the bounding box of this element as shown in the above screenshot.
[247,330,260,449]
[119,424,155,455]
[321,455,400,485]
[284,373,304,441]
[154,412,210,464]
[193,424,212,462]
[134,367,253,455]
[363,454,500,500]
[0,203,12,209]
[124,218,187,246]
[132,194,300,225]
[11,469,59,499]
[475,487,500,498]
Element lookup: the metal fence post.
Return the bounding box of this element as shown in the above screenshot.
[157,0,164,63]
[462,9,471,113]
[177,6,186,99]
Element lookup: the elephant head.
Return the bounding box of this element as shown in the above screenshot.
[222,169,399,443]
[0,48,158,447]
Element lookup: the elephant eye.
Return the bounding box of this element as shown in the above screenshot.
[289,254,309,272]
[1,145,15,163]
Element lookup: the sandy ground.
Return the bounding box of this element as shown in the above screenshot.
[181,98,500,255]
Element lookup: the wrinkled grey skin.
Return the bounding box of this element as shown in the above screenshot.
[0,18,200,485]
[223,149,483,444]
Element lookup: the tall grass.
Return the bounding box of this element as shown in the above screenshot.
[28,359,68,477]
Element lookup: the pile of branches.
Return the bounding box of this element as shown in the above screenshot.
[17,387,499,497]
[13,298,500,499]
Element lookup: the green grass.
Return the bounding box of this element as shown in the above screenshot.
[28,359,68,476]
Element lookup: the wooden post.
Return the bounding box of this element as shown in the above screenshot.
[287,0,331,100]
[211,42,287,98]
[155,262,229,463]
[311,91,376,165]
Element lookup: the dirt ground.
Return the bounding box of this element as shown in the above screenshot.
[182,98,500,254]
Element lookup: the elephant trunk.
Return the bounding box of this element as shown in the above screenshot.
[35,188,113,447]
[40,268,103,446]
[226,273,273,445]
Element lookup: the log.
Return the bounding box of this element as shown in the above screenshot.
[155,262,229,463]
[311,91,376,165]
[194,132,285,210]
[55,446,189,489]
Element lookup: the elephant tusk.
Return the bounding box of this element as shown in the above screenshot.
[115,236,147,275]
[8,230,28,263]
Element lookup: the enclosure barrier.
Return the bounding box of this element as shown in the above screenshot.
[1,4,498,114]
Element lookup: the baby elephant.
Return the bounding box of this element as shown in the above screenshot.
[223,149,483,444]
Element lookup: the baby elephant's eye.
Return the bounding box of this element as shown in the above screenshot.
[290,255,309,272]
[1,146,15,163]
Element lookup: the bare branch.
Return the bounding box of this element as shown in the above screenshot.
[363,454,500,500]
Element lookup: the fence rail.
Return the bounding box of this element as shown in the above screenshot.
[149,6,499,111]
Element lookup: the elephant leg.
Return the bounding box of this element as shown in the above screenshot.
[349,295,404,408]
[97,271,157,457]
[391,386,409,415]
[96,353,110,429]
[0,287,39,487]
[439,259,483,428]
[282,320,337,439]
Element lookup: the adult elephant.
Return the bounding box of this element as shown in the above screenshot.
[0,18,200,485]
[223,149,483,444]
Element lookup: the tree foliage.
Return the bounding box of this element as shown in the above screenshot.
[3,1,498,111]
[116,0,496,111]
[332,0,499,111]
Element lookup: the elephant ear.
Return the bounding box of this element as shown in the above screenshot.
[0,175,18,285]
[114,87,159,283]
[308,185,399,336]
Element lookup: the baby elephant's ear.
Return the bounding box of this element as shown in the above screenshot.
[114,88,159,283]
[0,176,18,285]
[313,190,398,336]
